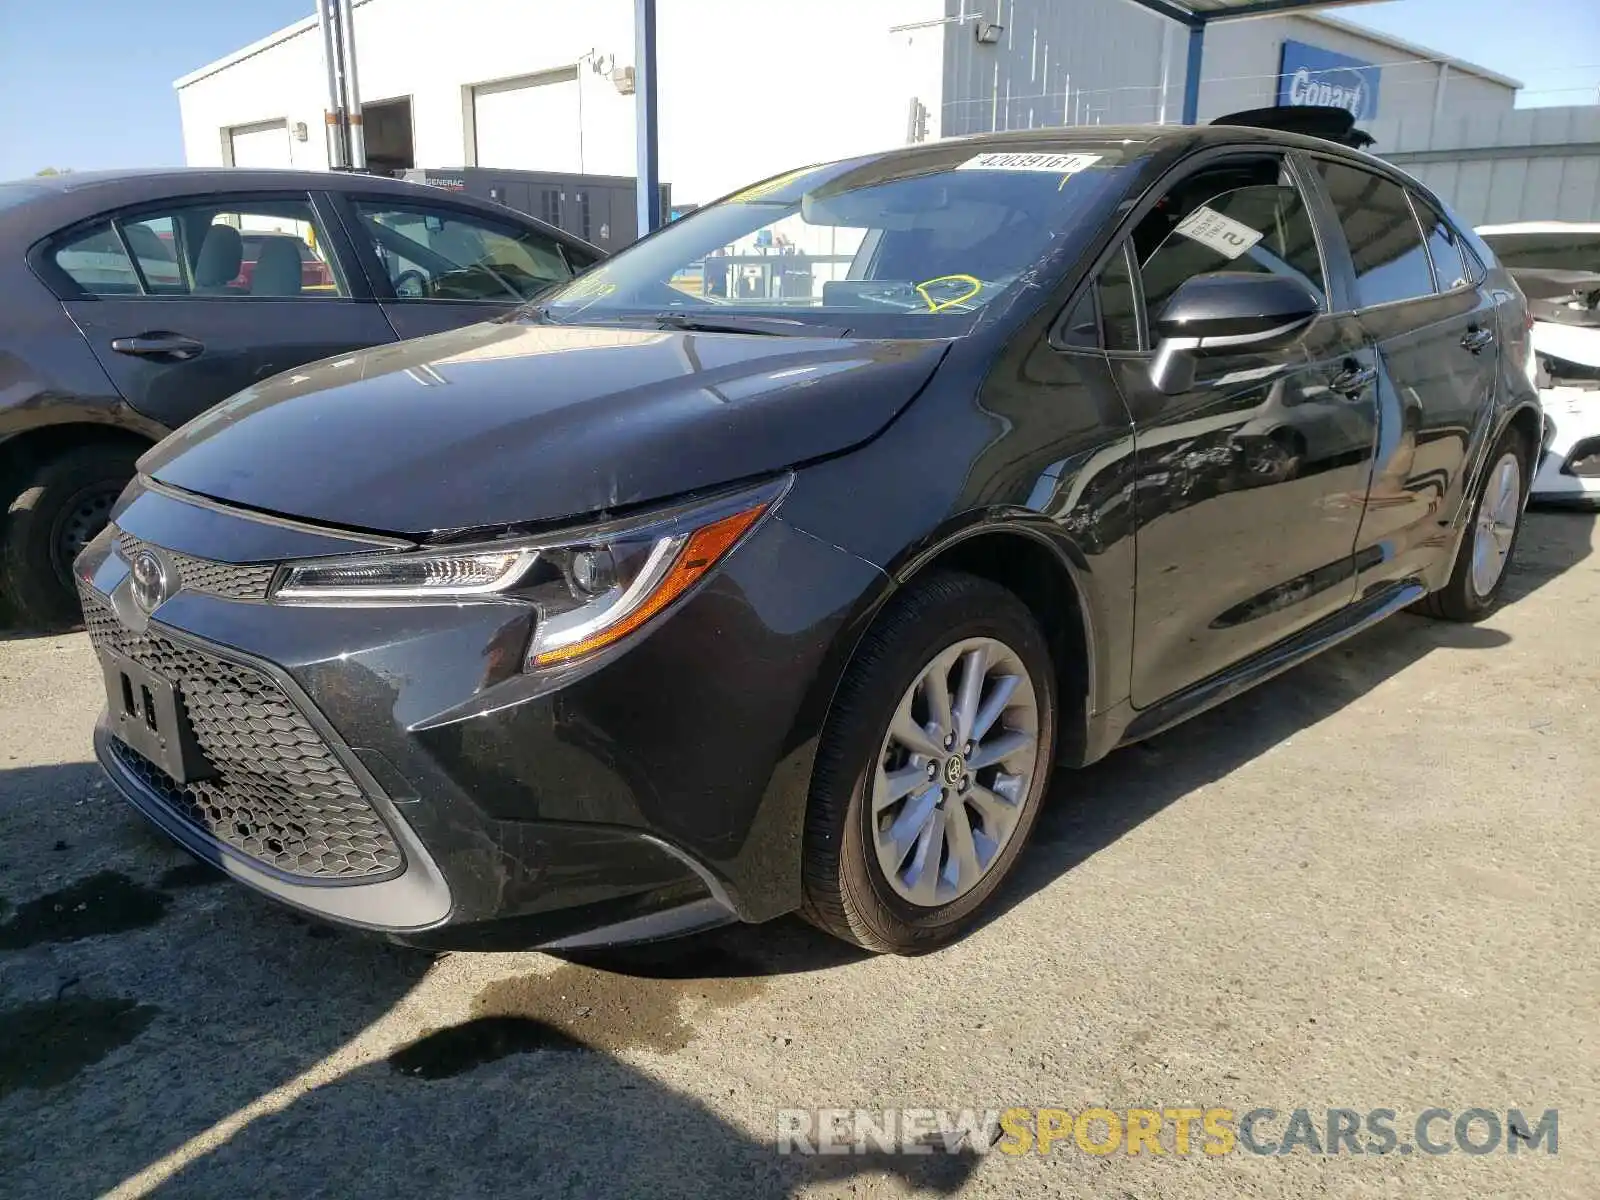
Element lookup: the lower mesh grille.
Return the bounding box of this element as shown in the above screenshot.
[83,588,403,882]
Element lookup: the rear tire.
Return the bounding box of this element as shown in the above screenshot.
[1416,425,1529,622]
[800,572,1057,954]
[2,444,139,631]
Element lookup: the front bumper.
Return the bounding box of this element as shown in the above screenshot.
[1531,387,1600,506]
[80,478,883,949]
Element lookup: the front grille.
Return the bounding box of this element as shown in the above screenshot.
[82,589,403,882]
[114,530,277,601]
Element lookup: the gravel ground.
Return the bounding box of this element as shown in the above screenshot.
[0,510,1595,1199]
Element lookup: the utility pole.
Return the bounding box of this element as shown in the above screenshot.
[634,0,660,236]
[316,0,365,170]
[316,0,346,168]
[337,0,366,169]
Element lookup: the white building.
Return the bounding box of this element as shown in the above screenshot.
[1369,104,1600,224]
[177,0,1590,222]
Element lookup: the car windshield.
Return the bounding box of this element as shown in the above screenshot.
[1480,231,1600,273]
[537,142,1141,335]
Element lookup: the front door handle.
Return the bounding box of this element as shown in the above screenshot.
[1461,326,1495,354]
[110,333,205,361]
[1329,363,1376,398]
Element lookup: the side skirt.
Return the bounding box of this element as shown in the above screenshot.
[1111,578,1427,750]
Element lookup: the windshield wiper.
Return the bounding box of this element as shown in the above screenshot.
[503,301,564,325]
[650,312,848,337]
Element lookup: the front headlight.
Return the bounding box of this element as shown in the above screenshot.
[271,476,789,669]
[273,547,539,600]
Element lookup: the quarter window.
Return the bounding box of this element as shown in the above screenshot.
[1314,162,1435,308]
[53,223,140,295]
[1056,244,1140,352]
[1134,160,1327,325]
[1413,200,1470,293]
[1099,243,1141,352]
[1058,288,1099,349]
[352,202,574,301]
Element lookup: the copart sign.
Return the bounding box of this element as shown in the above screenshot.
[1277,39,1382,120]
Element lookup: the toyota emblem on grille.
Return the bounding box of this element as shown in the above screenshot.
[129,549,176,613]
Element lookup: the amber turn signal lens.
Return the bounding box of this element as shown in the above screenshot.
[531,503,768,666]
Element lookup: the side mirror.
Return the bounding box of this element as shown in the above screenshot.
[1149,273,1321,394]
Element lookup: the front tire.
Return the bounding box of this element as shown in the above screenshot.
[801,572,1057,953]
[2,444,139,631]
[1417,426,1529,622]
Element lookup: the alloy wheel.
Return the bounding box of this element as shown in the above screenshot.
[870,636,1040,907]
[1470,452,1521,598]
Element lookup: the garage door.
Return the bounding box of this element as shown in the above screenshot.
[472,68,581,172]
[228,121,293,169]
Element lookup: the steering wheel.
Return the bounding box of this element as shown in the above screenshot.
[393,269,428,299]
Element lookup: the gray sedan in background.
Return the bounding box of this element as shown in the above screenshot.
[0,168,602,628]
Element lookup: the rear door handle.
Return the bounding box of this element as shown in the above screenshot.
[110,333,205,361]
[1329,363,1376,398]
[1461,327,1495,354]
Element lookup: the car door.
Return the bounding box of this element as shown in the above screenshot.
[335,195,589,339]
[45,191,395,434]
[1107,150,1380,708]
[1307,159,1502,589]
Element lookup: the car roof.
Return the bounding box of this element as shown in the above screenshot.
[4,166,439,195]
[857,121,1391,162]
[0,167,597,253]
[1478,222,1600,236]
[732,122,1412,210]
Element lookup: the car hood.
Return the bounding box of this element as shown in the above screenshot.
[1532,319,1600,369]
[142,319,949,536]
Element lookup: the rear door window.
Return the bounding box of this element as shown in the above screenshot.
[119,216,185,293]
[51,197,347,298]
[1313,162,1435,309]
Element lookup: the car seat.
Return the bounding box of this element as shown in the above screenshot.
[251,237,305,296]
[194,225,244,294]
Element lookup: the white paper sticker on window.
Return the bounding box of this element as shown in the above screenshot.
[956,151,1104,174]
[1174,205,1265,260]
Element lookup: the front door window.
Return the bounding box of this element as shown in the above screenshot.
[351,202,575,302]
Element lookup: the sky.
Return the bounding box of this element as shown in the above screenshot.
[1342,0,1600,105]
[0,0,1596,180]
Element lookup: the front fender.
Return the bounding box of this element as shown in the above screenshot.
[778,501,1134,781]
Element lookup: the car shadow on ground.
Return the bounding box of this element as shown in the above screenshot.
[130,1024,978,1199]
[0,762,973,1199]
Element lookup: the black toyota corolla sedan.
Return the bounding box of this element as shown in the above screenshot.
[77,118,1540,954]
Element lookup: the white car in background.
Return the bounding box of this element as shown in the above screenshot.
[1478,222,1600,506]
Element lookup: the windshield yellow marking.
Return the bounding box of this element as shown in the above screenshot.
[915,274,983,313]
